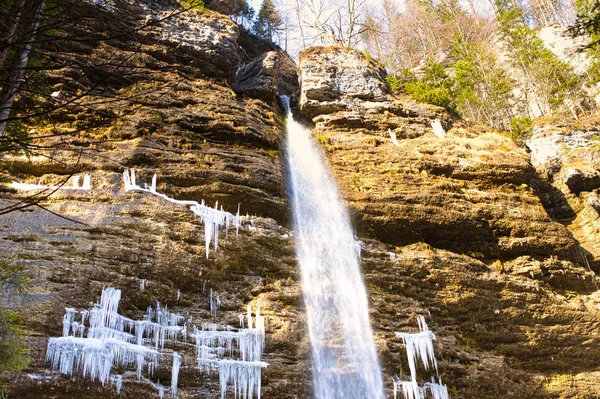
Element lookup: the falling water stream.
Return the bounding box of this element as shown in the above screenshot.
[283,96,384,399]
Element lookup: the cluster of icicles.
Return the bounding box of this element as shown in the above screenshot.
[393,316,449,399]
[12,173,91,191]
[123,169,244,259]
[13,170,248,259]
[46,287,268,398]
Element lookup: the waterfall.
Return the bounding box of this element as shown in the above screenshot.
[282,96,384,399]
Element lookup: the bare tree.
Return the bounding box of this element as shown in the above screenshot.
[295,0,370,48]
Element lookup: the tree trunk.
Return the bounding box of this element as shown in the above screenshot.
[0,0,25,73]
[0,0,46,137]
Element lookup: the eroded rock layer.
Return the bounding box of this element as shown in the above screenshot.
[0,2,309,398]
[298,46,600,399]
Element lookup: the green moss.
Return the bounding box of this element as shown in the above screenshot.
[0,309,29,373]
[315,135,329,145]
[0,262,32,374]
[181,0,205,11]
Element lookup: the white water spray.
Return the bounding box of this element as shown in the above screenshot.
[283,96,384,399]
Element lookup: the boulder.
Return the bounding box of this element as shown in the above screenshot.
[234,51,298,101]
[298,47,387,117]
[562,166,600,194]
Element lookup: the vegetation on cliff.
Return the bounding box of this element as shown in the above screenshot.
[0,262,31,375]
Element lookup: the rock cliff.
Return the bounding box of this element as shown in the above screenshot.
[0,1,307,398]
[3,6,600,399]
[297,46,600,399]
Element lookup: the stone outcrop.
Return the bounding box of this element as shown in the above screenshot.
[527,119,600,270]
[299,47,388,117]
[234,51,299,100]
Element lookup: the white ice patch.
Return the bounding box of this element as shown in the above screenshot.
[431,120,446,138]
[192,306,267,399]
[12,173,92,191]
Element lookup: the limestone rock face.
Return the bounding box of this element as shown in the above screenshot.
[526,120,600,268]
[299,46,600,399]
[154,7,241,83]
[298,47,387,117]
[234,51,299,101]
[0,2,309,398]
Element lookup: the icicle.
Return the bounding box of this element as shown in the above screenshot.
[123,170,132,191]
[131,170,136,187]
[82,173,91,190]
[389,252,396,260]
[110,374,123,394]
[431,120,446,138]
[46,287,189,396]
[389,128,400,146]
[151,173,157,193]
[177,289,181,301]
[424,377,449,399]
[395,316,437,379]
[236,204,241,238]
[172,352,181,396]
[140,279,146,293]
[63,308,76,337]
[210,289,220,317]
[246,305,253,330]
[393,378,423,399]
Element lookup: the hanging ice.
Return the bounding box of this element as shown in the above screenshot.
[172,352,181,396]
[210,289,220,316]
[431,120,446,138]
[389,128,400,146]
[122,169,243,258]
[424,378,450,399]
[46,287,186,398]
[191,306,267,399]
[393,316,450,399]
[283,95,384,399]
[82,173,92,190]
[395,316,437,379]
[393,378,422,399]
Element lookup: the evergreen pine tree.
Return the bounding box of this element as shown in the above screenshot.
[232,0,254,29]
[253,0,282,42]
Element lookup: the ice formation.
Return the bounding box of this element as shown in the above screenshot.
[393,316,449,399]
[46,287,184,397]
[210,288,221,316]
[12,173,92,191]
[395,316,438,378]
[172,352,181,396]
[389,128,400,146]
[122,169,243,258]
[192,305,267,399]
[431,120,446,138]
